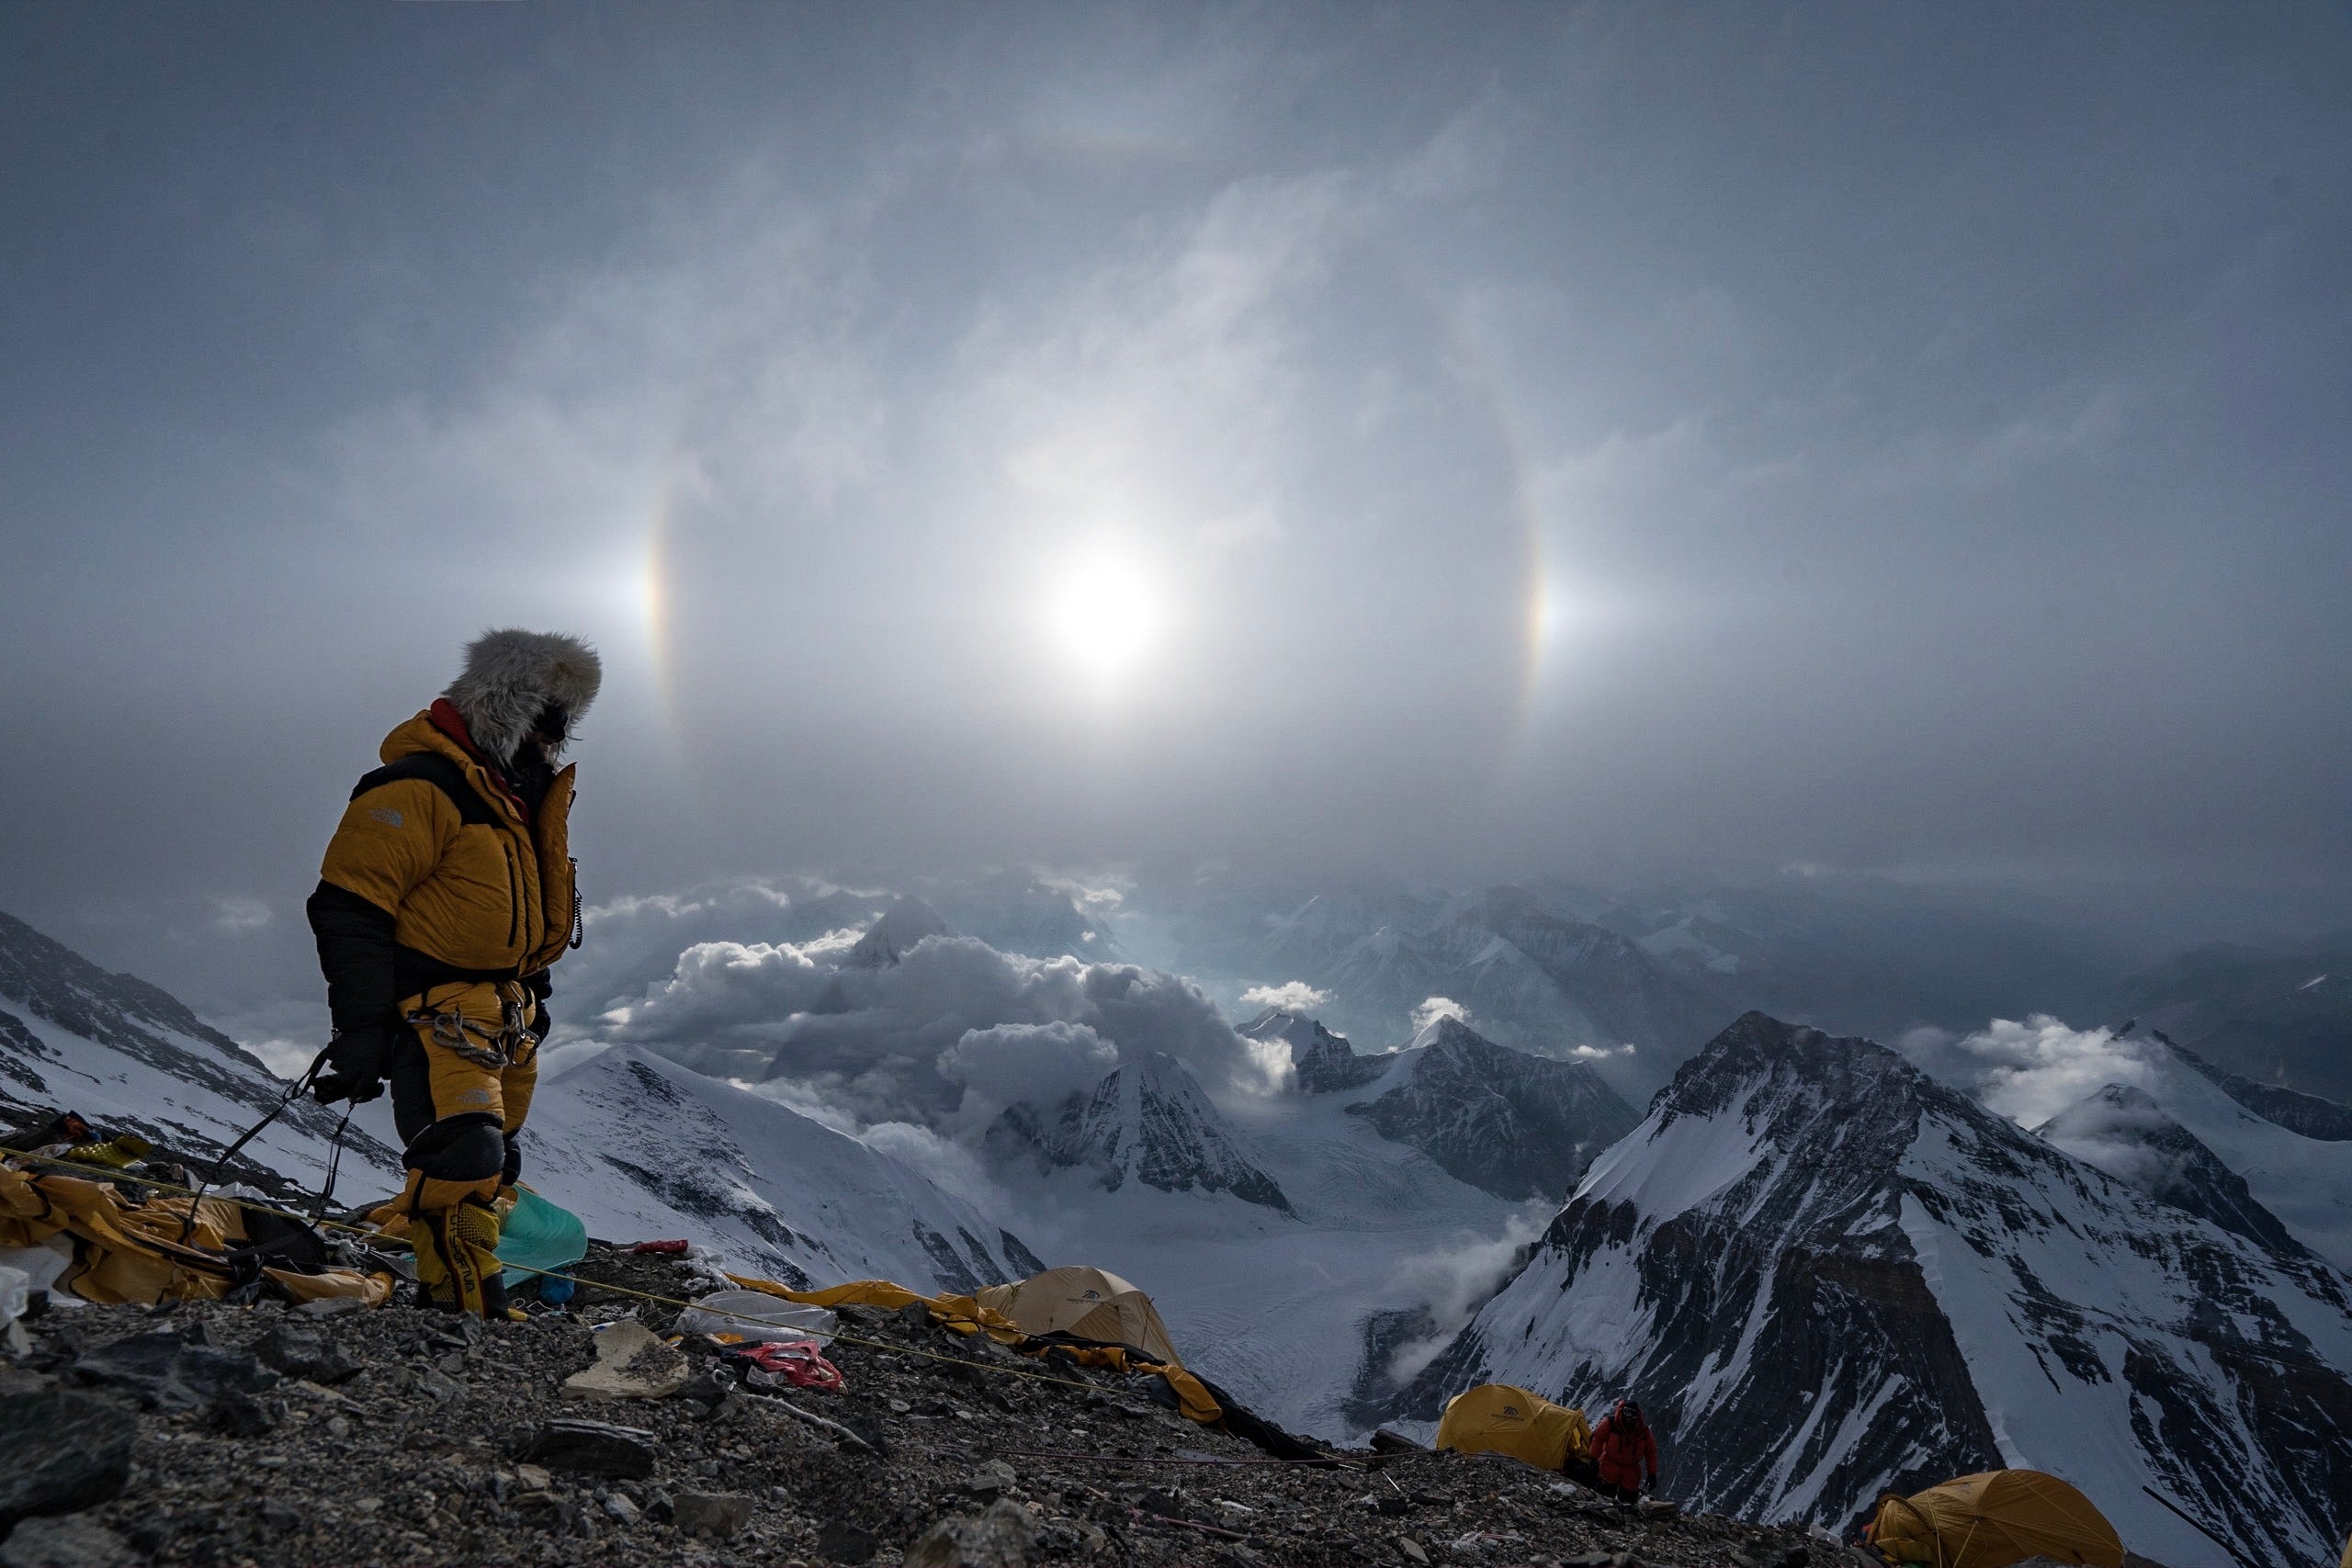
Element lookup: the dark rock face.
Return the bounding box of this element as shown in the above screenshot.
[1376,1010,2352,1567]
[0,1389,136,1529]
[1239,1009,1393,1095]
[2165,1034,2352,1140]
[1342,1019,1637,1201]
[985,1054,1291,1212]
[70,1325,279,1413]
[521,1419,661,1478]
[2039,1083,2312,1256]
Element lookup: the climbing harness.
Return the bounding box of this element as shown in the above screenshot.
[402,993,542,1070]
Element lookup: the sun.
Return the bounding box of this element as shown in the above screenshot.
[1044,547,1163,685]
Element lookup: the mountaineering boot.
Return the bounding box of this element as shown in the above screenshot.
[412,1197,505,1318]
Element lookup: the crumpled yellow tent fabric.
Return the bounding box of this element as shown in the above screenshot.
[726,1269,1223,1424]
[1869,1471,2123,1568]
[0,1163,391,1308]
[1435,1383,1592,1471]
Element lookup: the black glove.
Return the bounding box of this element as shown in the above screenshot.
[311,1025,393,1105]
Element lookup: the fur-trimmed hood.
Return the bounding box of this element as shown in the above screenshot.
[441,628,601,764]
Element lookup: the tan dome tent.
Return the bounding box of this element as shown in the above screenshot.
[974,1266,1182,1367]
[1868,1470,2123,1568]
[1434,1383,1592,1472]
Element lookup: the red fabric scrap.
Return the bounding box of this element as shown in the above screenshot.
[727,1338,844,1391]
[629,1239,691,1255]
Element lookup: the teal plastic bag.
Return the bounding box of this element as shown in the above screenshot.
[496,1187,589,1291]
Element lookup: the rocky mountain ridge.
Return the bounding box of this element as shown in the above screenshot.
[983,1052,1292,1213]
[1376,1011,2352,1567]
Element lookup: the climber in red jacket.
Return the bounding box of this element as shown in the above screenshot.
[1590,1398,1659,1504]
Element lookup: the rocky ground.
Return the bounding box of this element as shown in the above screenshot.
[1,1244,1866,1568]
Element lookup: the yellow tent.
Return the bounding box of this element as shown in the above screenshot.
[1869,1471,2123,1568]
[1434,1383,1592,1472]
[974,1265,1182,1367]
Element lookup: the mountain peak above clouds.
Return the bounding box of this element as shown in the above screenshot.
[1374,1010,2352,1568]
[985,1051,1293,1212]
[846,896,955,968]
[1238,1007,1392,1094]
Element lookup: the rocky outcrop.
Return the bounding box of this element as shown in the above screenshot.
[1238,1009,1392,1095]
[1343,1018,1636,1201]
[985,1053,1292,1212]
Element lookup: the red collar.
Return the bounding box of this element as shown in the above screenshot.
[428,698,528,819]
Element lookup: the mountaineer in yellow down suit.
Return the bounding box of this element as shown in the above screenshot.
[305,629,599,1317]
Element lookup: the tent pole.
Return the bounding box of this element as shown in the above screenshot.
[2138,1485,2261,1568]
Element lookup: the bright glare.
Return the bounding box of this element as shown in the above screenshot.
[1046,549,1162,684]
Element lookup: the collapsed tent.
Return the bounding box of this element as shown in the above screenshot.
[724,1265,1324,1460]
[1435,1383,1591,1472]
[1868,1470,2124,1568]
[0,1163,392,1309]
[974,1265,1181,1366]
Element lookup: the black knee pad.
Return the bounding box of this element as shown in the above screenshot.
[405,1113,505,1183]
[501,1135,524,1188]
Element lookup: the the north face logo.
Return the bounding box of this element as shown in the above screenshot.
[369,807,404,828]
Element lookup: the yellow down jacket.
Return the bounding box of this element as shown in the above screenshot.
[319,702,578,987]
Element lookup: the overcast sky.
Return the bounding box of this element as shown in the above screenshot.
[4,5,2348,1022]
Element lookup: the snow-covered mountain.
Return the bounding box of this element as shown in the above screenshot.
[985,1052,1292,1212]
[845,895,956,968]
[2111,936,2352,1100]
[2170,1033,2352,1140]
[0,910,400,1192]
[1379,1011,2352,1567]
[1229,888,1723,1093]
[1238,1007,1390,1094]
[519,1043,1044,1292]
[2037,1084,2312,1258]
[1339,1016,1637,1201]
[2027,1025,2352,1273]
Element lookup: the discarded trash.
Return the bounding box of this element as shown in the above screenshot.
[727,1337,844,1391]
[676,1289,836,1345]
[629,1239,690,1256]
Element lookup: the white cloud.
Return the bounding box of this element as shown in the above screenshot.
[1240,980,1331,1013]
[1564,1043,1636,1061]
[937,1021,1120,1128]
[1376,1212,1546,1390]
[209,897,272,935]
[1410,996,1470,1035]
[1942,1014,2162,1127]
[607,925,1285,1132]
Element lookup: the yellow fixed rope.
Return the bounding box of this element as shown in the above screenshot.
[0,1145,1131,1400]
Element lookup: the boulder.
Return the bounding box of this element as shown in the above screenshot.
[0,1513,134,1568]
[0,1390,136,1529]
[563,1320,688,1402]
[517,1419,659,1479]
[671,1492,755,1540]
[252,1322,361,1385]
[816,1518,878,1564]
[69,1327,277,1413]
[905,1499,1037,1568]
